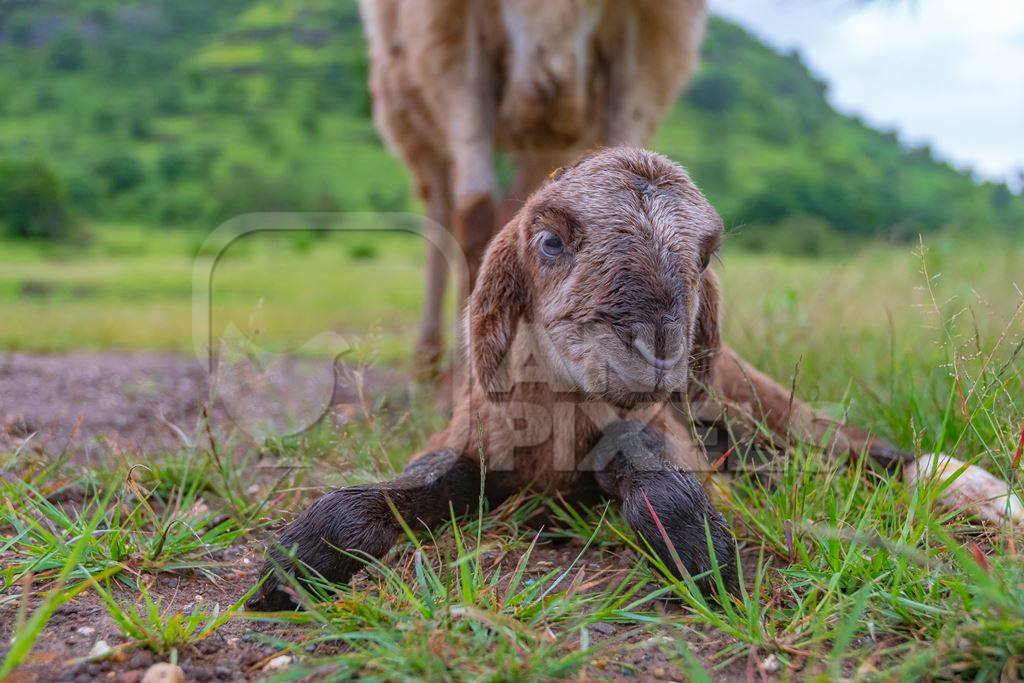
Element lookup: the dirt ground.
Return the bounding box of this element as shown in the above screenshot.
[0,352,760,682]
[0,352,213,457]
[0,351,401,459]
[1,543,732,682]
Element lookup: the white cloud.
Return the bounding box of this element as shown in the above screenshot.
[712,0,1024,187]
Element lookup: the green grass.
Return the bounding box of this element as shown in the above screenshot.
[1,225,1020,395]
[262,502,661,681]
[0,452,253,590]
[0,225,433,358]
[92,579,245,658]
[1,231,1022,679]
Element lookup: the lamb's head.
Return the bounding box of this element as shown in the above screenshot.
[469,147,723,408]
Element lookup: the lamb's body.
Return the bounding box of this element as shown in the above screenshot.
[359,0,707,364]
[425,362,693,496]
[248,149,914,612]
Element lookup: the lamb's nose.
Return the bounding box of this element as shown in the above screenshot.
[633,337,682,371]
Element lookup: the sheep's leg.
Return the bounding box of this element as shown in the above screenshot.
[446,47,498,296]
[497,154,570,226]
[247,449,481,611]
[709,347,1024,524]
[410,156,453,372]
[451,142,497,296]
[708,344,911,469]
[599,3,705,148]
[365,82,454,371]
[589,420,739,595]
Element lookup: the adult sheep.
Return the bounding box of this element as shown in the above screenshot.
[359,0,708,368]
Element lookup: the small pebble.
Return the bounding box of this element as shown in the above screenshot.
[116,670,144,683]
[127,651,154,669]
[185,666,213,681]
[643,635,674,649]
[141,663,185,683]
[239,651,261,667]
[761,654,781,673]
[264,655,293,671]
[89,640,111,658]
[76,626,96,637]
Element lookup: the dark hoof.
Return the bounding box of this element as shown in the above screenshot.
[244,486,401,612]
[589,421,740,597]
[247,573,300,612]
[867,438,914,471]
[414,335,444,380]
[620,473,740,596]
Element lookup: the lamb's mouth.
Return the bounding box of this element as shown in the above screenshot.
[589,344,685,398]
[538,320,685,397]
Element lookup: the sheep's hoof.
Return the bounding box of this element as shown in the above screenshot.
[414,334,444,381]
[904,453,1024,525]
[247,574,299,612]
[245,486,400,611]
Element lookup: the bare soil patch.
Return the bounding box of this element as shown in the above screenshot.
[0,351,399,458]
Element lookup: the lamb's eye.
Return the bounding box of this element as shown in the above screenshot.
[538,231,565,259]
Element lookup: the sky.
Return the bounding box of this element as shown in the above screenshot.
[711,0,1024,190]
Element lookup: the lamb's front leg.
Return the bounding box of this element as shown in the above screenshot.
[589,421,740,596]
[248,449,481,611]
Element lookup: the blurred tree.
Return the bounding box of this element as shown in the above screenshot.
[687,69,742,111]
[154,82,187,115]
[0,3,1017,244]
[48,33,86,71]
[128,111,152,140]
[157,148,193,183]
[95,154,146,195]
[0,159,73,239]
[92,107,119,134]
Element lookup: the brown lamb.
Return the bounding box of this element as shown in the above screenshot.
[248,148,915,611]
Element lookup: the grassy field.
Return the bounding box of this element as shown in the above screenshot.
[2,2,1022,678]
[2,229,1023,680]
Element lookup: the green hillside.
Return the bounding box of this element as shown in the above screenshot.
[0,0,1020,252]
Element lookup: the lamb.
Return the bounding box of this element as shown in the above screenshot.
[248,147,940,611]
[358,0,709,368]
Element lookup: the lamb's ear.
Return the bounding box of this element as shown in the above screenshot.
[468,225,527,394]
[688,267,721,398]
